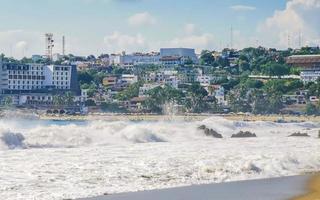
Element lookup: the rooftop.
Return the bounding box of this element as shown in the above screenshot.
[287,55,320,64]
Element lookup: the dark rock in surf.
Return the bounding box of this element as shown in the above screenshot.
[198,125,207,130]
[288,132,310,137]
[198,125,223,138]
[231,131,257,138]
[204,128,223,138]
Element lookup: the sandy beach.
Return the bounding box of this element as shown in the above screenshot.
[39,113,320,123]
[79,175,315,200]
[293,174,320,200]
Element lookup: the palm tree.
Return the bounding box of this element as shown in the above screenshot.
[53,95,64,108]
[64,92,75,106]
[3,96,13,107]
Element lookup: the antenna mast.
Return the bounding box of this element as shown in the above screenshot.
[62,35,65,56]
[45,33,54,60]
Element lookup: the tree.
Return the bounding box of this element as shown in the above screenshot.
[306,103,317,115]
[262,63,289,77]
[266,92,283,114]
[228,85,251,113]
[239,61,250,72]
[264,80,287,94]
[186,83,209,113]
[250,89,268,114]
[116,81,143,101]
[2,96,13,107]
[144,85,184,113]
[78,71,94,85]
[53,95,65,107]
[64,92,75,106]
[200,50,215,65]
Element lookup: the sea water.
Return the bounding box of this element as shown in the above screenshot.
[0,117,319,200]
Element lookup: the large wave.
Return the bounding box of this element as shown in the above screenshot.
[0,116,318,150]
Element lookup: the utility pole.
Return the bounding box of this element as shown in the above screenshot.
[62,36,65,56]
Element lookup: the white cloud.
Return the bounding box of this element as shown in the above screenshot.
[0,30,43,58]
[230,5,256,11]
[258,0,320,48]
[167,33,215,52]
[128,12,156,27]
[184,23,196,35]
[103,31,147,53]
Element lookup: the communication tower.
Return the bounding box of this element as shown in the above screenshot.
[45,33,54,60]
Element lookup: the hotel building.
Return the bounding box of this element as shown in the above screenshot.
[0,62,79,94]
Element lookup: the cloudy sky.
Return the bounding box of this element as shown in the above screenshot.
[0,0,319,58]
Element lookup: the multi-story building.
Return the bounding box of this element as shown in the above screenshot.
[108,48,198,67]
[160,56,182,67]
[160,48,198,64]
[108,52,161,67]
[144,71,180,88]
[286,55,320,82]
[121,74,138,85]
[0,61,82,108]
[0,62,79,94]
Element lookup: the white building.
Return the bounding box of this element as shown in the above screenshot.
[160,48,198,64]
[145,70,180,88]
[206,85,226,106]
[300,70,320,82]
[121,74,138,85]
[108,52,160,67]
[160,56,182,67]
[0,62,79,94]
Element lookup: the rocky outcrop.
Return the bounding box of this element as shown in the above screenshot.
[288,132,310,137]
[198,125,223,138]
[231,131,257,138]
[198,125,207,130]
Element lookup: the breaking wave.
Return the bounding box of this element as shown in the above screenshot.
[0,116,320,200]
[0,131,26,149]
[0,116,318,150]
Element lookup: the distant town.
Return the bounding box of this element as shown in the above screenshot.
[1,33,320,116]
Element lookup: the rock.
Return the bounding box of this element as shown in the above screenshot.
[231,131,257,138]
[204,128,223,138]
[198,125,207,130]
[288,132,310,137]
[198,125,223,138]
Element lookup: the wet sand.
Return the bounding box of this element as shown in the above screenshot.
[79,175,311,200]
[293,174,320,200]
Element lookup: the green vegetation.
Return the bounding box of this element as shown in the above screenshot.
[116,81,144,101]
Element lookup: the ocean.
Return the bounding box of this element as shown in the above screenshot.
[0,117,319,199]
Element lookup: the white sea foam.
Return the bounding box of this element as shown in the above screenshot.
[0,117,319,200]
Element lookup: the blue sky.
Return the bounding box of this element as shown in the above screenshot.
[0,0,319,58]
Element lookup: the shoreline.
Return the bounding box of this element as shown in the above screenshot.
[79,175,315,200]
[37,113,320,122]
[292,174,320,200]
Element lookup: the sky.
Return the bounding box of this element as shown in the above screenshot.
[0,0,319,58]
